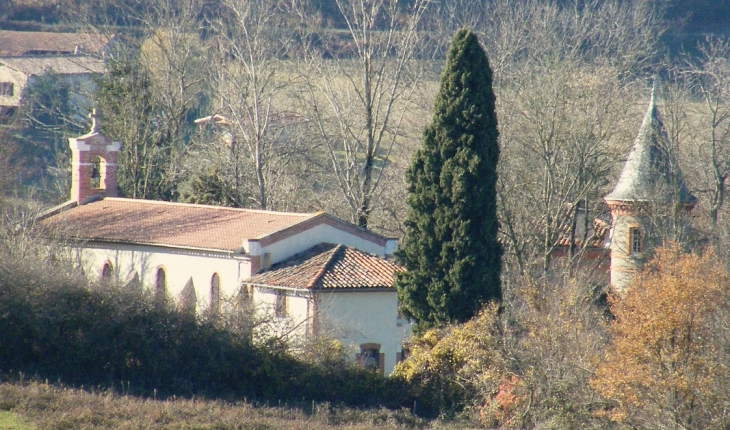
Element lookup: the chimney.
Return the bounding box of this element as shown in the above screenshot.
[69,109,121,204]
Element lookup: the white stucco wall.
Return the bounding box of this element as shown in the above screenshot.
[253,289,310,339]
[76,242,251,311]
[258,223,391,265]
[249,287,411,374]
[317,290,411,374]
[0,66,26,107]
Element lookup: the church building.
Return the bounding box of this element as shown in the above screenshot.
[37,112,410,374]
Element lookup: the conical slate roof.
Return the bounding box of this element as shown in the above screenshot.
[605,88,696,205]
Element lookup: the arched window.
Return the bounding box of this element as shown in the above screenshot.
[101,262,113,281]
[125,271,140,289]
[179,277,197,314]
[210,273,221,313]
[90,155,102,189]
[155,267,167,301]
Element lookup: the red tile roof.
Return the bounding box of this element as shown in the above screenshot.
[553,204,611,249]
[244,243,402,290]
[38,198,318,252]
[554,216,610,248]
[0,30,108,57]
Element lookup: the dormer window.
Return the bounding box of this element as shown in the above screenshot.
[630,227,642,254]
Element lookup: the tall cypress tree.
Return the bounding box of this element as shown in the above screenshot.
[395,28,502,332]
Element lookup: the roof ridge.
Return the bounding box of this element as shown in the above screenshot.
[306,244,345,289]
[102,197,317,217]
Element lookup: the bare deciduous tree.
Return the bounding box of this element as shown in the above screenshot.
[201,0,308,210]
[682,37,730,229]
[464,0,667,277]
[94,0,209,200]
[301,0,432,229]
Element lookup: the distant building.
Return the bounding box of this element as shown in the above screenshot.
[605,87,697,293]
[0,55,106,112]
[37,118,411,374]
[0,30,109,57]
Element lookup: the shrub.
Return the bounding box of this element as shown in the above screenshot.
[393,303,505,418]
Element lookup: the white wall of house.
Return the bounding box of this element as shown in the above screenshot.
[76,243,251,311]
[0,66,98,109]
[255,223,394,265]
[317,291,411,374]
[253,290,310,339]
[0,66,27,107]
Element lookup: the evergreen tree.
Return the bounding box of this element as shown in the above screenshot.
[395,28,502,332]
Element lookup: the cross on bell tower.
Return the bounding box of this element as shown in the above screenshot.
[89,108,100,134]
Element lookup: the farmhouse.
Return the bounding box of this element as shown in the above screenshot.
[37,115,411,374]
[0,55,106,112]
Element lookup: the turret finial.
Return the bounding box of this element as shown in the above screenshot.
[650,77,657,108]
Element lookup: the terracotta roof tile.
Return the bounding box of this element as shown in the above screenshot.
[245,243,402,290]
[38,198,317,252]
[553,203,610,249]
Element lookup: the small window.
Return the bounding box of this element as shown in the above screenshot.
[0,82,13,96]
[236,284,253,309]
[101,262,113,280]
[357,343,383,374]
[274,291,287,318]
[396,344,411,364]
[210,273,221,313]
[155,267,167,301]
[630,227,642,254]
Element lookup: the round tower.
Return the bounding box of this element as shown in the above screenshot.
[69,109,121,204]
[605,87,696,293]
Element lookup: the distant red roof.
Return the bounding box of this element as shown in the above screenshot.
[244,243,402,290]
[38,198,317,252]
[0,30,109,57]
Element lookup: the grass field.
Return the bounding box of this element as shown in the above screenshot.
[0,381,471,430]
